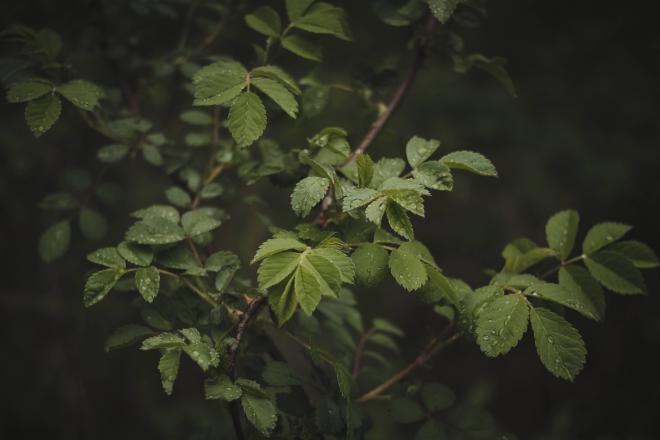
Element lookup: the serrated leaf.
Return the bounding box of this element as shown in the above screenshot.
[258,251,302,289]
[126,217,186,245]
[252,237,307,263]
[386,201,414,240]
[192,59,247,106]
[387,190,426,217]
[371,157,405,188]
[39,220,71,262]
[282,34,323,61]
[412,161,453,191]
[228,91,267,147]
[251,66,301,94]
[57,79,104,110]
[78,207,107,240]
[286,0,314,20]
[504,247,557,274]
[251,77,299,118]
[87,247,125,269]
[419,267,462,305]
[390,397,425,423]
[181,209,222,236]
[269,276,298,326]
[582,222,632,254]
[311,247,355,284]
[609,240,660,268]
[135,266,160,303]
[141,333,185,350]
[83,268,122,307]
[545,209,579,261]
[476,294,529,356]
[365,197,388,226]
[132,205,180,223]
[342,187,379,211]
[294,264,322,315]
[241,392,278,437]
[440,150,497,177]
[352,243,389,287]
[421,383,455,412]
[356,153,375,187]
[427,0,460,24]
[291,176,330,217]
[293,3,353,41]
[184,342,220,371]
[530,307,586,381]
[25,93,61,137]
[158,349,181,395]
[117,241,153,266]
[389,246,427,291]
[526,281,600,321]
[205,374,243,401]
[585,251,646,294]
[406,136,441,168]
[245,6,281,37]
[104,324,154,352]
[7,77,53,102]
[559,266,606,320]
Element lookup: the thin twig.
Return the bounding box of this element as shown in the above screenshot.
[352,329,374,378]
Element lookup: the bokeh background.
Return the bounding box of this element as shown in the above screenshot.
[1,1,659,439]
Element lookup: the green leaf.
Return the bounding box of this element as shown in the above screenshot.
[132,204,180,223]
[291,176,330,217]
[245,6,281,37]
[333,361,351,398]
[57,79,104,110]
[158,349,181,396]
[412,161,453,191]
[165,186,191,208]
[419,267,462,305]
[135,266,160,303]
[427,0,460,24]
[342,187,379,211]
[416,420,449,440]
[38,192,78,211]
[470,55,518,98]
[584,251,646,294]
[286,0,314,20]
[390,397,425,423]
[356,153,375,187]
[7,77,53,102]
[97,143,130,163]
[609,240,660,268]
[389,245,427,291]
[526,281,600,321]
[504,246,557,274]
[258,251,302,289]
[87,247,126,269]
[582,222,632,254]
[205,374,243,401]
[104,324,154,352]
[141,332,185,350]
[373,0,427,27]
[440,150,497,177]
[251,77,299,118]
[386,201,414,240]
[262,361,301,386]
[529,307,586,381]
[365,197,388,226]
[180,110,213,125]
[83,268,122,307]
[183,342,220,371]
[228,91,267,147]
[372,318,404,337]
[421,383,456,412]
[269,276,298,326]
[352,243,389,287]
[558,266,606,320]
[251,66,301,94]
[311,247,355,284]
[25,93,61,137]
[282,34,323,61]
[192,59,247,106]
[252,237,307,263]
[181,209,222,236]
[294,264,323,315]
[476,294,529,356]
[117,241,153,266]
[241,392,278,437]
[126,217,186,245]
[545,209,580,261]
[293,3,353,41]
[78,208,108,240]
[38,220,71,262]
[371,157,405,188]
[406,136,441,168]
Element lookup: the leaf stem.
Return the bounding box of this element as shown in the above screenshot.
[540,254,585,279]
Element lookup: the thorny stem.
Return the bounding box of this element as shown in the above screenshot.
[314,15,438,225]
[356,332,462,402]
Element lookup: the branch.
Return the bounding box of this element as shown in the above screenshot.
[314,16,437,225]
[356,332,461,403]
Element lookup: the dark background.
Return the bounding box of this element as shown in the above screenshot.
[1,1,659,439]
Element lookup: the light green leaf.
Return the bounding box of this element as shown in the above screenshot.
[476,294,529,356]
[582,222,632,254]
[192,59,247,106]
[291,176,330,217]
[371,157,405,188]
[293,3,353,41]
[526,281,600,321]
[25,93,61,137]
[545,209,579,261]
[141,333,185,350]
[440,150,497,177]
[406,136,440,168]
[183,342,220,371]
[158,349,181,395]
[87,247,125,269]
[104,324,154,352]
[251,77,299,118]
[39,220,71,262]
[387,190,426,217]
[356,153,375,187]
[258,251,302,289]
[251,66,301,94]
[132,204,180,223]
[419,267,462,305]
[585,251,646,294]
[427,0,460,24]
[181,209,222,236]
[311,247,355,284]
[390,397,425,423]
[412,161,453,191]
[365,197,388,226]
[389,245,427,291]
[559,266,606,320]
[165,186,191,208]
[135,266,160,303]
[241,392,278,437]
[117,241,153,266]
[57,79,104,110]
[83,268,122,307]
[294,264,322,315]
[245,6,281,37]
[286,0,314,20]
[504,247,557,274]
[609,240,660,269]
[352,243,389,287]
[530,307,586,381]
[269,276,298,326]
[7,77,53,102]
[282,34,323,61]
[252,237,307,263]
[421,383,455,412]
[228,91,267,147]
[125,217,186,245]
[205,374,243,401]
[386,201,414,240]
[342,187,379,211]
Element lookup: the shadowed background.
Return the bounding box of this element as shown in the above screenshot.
[1,1,659,439]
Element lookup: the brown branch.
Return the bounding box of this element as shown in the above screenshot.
[356,332,461,403]
[314,16,438,225]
